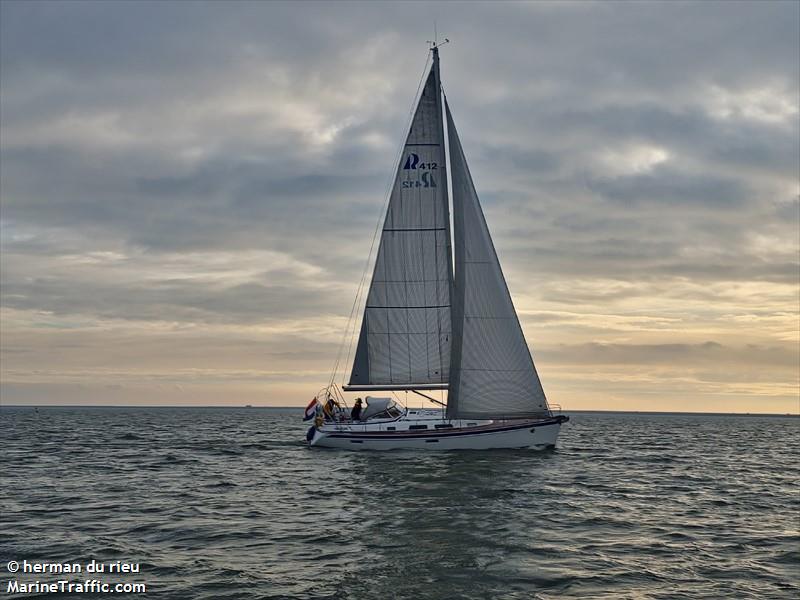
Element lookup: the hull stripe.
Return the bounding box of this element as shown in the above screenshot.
[321,417,564,441]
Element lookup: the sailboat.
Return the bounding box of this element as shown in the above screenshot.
[306,44,568,450]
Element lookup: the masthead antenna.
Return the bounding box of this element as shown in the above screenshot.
[427,37,450,52]
[428,21,449,53]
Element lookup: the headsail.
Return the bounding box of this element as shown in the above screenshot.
[445,100,549,419]
[346,61,452,390]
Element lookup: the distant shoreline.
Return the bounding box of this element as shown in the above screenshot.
[1,405,797,418]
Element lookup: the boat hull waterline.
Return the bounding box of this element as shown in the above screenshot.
[309,416,568,451]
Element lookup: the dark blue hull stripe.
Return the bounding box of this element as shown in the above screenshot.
[323,417,564,441]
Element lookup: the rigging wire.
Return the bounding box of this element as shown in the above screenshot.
[327,50,434,391]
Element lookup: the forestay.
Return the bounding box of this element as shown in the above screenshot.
[445,101,549,419]
[347,66,452,389]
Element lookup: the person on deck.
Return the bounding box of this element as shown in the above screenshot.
[323,397,339,420]
[351,398,363,421]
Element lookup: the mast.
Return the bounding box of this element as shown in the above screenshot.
[432,44,454,294]
[432,43,454,405]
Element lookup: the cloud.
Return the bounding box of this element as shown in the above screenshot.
[1,1,797,410]
[540,341,798,369]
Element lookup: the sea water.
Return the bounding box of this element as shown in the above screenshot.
[1,407,798,599]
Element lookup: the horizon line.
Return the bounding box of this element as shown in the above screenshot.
[1,404,797,417]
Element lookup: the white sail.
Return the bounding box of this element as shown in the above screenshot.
[445,100,549,419]
[347,64,452,390]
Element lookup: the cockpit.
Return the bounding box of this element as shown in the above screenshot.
[359,397,404,420]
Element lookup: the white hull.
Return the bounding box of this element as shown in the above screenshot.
[308,416,566,451]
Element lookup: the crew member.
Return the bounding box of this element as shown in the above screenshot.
[351,398,363,421]
[323,396,339,420]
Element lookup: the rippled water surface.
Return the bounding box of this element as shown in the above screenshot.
[2,407,798,599]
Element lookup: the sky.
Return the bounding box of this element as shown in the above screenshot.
[1,0,798,413]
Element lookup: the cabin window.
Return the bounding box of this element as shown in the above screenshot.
[434,424,453,429]
[408,425,428,430]
[467,423,477,426]
[386,426,396,431]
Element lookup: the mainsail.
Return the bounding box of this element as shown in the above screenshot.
[346,58,452,390]
[445,100,549,419]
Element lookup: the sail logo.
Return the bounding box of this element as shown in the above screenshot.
[403,153,420,170]
[403,153,438,171]
[402,172,436,188]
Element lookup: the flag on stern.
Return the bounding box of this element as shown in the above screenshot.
[303,398,319,421]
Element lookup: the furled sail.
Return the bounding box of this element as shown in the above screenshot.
[346,64,452,390]
[445,100,549,419]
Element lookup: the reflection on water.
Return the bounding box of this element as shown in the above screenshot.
[2,407,798,599]
[343,450,562,599]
